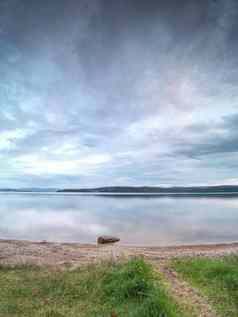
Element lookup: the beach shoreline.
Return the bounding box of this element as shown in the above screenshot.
[0,239,238,267]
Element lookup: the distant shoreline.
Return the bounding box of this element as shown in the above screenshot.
[1,191,238,198]
[1,185,238,195]
[58,185,238,194]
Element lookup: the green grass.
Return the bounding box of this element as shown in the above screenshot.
[0,258,184,317]
[172,256,238,317]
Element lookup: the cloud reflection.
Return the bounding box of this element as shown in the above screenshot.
[0,194,238,245]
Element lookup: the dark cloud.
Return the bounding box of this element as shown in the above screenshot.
[174,113,238,158]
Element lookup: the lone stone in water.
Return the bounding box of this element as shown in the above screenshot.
[97,236,120,244]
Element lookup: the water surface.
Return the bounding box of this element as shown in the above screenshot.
[0,192,238,246]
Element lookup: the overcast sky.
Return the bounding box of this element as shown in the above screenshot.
[0,0,238,188]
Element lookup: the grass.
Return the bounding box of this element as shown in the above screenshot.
[0,258,184,317]
[172,256,238,317]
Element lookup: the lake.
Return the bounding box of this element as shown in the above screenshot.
[0,192,238,246]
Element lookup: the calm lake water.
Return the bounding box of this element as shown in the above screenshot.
[0,192,238,246]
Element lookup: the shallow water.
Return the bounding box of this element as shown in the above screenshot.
[0,192,238,246]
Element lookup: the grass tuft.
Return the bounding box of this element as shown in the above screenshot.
[101,258,153,301]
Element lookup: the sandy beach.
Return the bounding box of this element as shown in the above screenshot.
[1,239,238,267]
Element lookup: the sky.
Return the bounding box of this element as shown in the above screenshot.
[0,0,238,188]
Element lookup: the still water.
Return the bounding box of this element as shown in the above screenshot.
[0,192,238,246]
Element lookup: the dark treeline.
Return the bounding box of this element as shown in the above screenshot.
[58,185,238,193]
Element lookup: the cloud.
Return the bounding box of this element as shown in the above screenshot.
[0,0,238,187]
[0,128,32,150]
[13,153,112,176]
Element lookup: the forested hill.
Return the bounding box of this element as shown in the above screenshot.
[58,185,238,193]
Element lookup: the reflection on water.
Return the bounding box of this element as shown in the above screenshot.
[0,193,238,246]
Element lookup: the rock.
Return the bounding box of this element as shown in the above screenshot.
[39,240,48,245]
[97,235,120,244]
